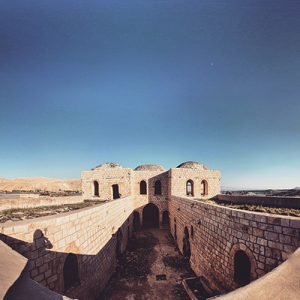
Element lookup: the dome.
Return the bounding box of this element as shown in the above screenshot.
[134,164,165,171]
[91,162,123,170]
[177,161,205,170]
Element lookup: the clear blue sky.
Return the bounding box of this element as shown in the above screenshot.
[0,0,300,189]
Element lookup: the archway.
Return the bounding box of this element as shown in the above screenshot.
[133,211,141,231]
[93,181,99,197]
[142,203,159,228]
[234,250,251,286]
[63,253,80,292]
[201,180,208,196]
[140,180,147,195]
[162,211,169,228]
[183,227,191,258]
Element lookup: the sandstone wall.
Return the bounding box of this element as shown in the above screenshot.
[169,196,300,291]
[81,167,132,200]
[0,196,144,300]
[132,170,169,225]
[217,194,300,209]
[169,167,221,199]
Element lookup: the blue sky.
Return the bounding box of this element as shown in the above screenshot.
[0,0,300,189]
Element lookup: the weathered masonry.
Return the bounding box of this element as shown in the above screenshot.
[1,161,300,299]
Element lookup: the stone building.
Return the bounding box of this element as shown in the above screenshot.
[81,161,221,228]
[1,161,300,300]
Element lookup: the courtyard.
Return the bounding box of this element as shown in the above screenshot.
[100,229,194,300]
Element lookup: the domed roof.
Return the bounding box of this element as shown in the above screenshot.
[177,161,206,170]
[134,164,165,171]
[91,162,123,170]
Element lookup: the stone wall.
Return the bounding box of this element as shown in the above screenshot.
[132,170,169,225]
[169,167,221,199]
[0,196,143,300]
[216,194,300,209]
[81,166,132,200]
[0,195,83,211]
[169,196,300,292]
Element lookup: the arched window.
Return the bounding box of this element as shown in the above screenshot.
[234,250,251,286]
[154,180,162,195]
[63,253,80,292]
[201,180,208,196]
[140,180,147,195]
[186,180,194,196]
[93,181,99,197]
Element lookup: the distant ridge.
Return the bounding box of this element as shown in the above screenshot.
[0,177,81,192]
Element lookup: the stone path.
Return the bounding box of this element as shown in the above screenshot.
[100,229,194,300]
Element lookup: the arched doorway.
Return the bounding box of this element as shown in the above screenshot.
[133,211,141,231]
[63,253,80,292]
[142,203,159,228]
[162,211,169,228]
[234,250,251,286]
[93,181,99,197]
[183,227,191,259]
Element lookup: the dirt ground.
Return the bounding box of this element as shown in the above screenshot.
[100,229,194,300]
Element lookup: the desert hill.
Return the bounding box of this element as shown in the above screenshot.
[0,177,81,192]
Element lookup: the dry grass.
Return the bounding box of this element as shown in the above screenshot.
[0,199,104,223]
[199,199,300,217]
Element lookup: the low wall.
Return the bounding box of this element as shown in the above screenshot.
[216,194,300,209]
[169,196,300,292]
[0,196,144,299]
[0,195,83,211]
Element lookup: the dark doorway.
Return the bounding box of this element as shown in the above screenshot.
[162,211,169,228]
[183,227,191,259]
[174,218,177,241]
[140,180,147,195]
[116,228,123,259]
[142,203,159,228]
[133,211,141,231]
[154,180,162,195]
[63,253,80,292]
[112,184,120,199]
[93,181,99,197]
[234,250,251,286]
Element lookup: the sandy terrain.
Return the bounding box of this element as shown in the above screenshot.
[0,177,81,192]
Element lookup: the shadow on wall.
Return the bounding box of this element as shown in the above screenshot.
[1,218,132,300]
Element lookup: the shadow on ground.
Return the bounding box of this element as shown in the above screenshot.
[99,229,194,300]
